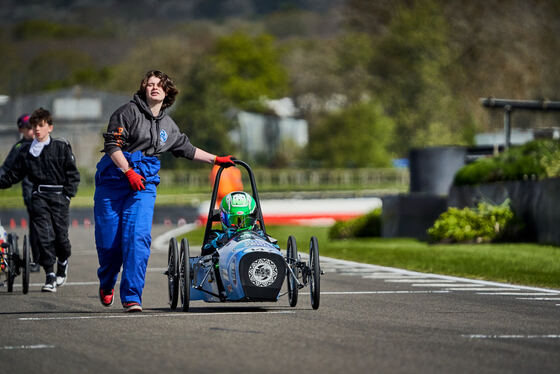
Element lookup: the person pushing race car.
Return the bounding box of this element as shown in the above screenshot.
[95,70,235,312]
[202,191,279,255]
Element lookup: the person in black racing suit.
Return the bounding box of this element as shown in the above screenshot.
[0,114,40,272]
[0,108,80,292]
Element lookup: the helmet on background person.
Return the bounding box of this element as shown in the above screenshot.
[220,191,257,231]
[17,114,31,129]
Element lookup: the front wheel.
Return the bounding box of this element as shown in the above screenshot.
[22,235,30,294]
[167,237,179,310]
[179,238,191,312]
[286,235,298,307]
[7,233,16,293]
[309,236,320,310]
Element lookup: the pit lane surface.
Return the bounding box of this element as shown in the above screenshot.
[1,226,559,374]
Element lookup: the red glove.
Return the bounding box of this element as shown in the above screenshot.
[124,168,145,191]
[214,155,236,167]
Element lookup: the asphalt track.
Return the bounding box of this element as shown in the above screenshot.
[1,225,559,374]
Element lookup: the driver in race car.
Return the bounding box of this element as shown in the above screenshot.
[202,191,278,255]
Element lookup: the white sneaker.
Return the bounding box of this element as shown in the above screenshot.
[56,261,68,287]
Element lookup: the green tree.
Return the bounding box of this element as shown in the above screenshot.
[23,49,96,92]
[171,59,235,166]
[106,36,197,94]
[334,32,375,102]
[13,20,93,40]
[283,32,375,116]
[371,0,468,155]
[173,31,289,161]
[210,31,289,110]
[0,38,21,95]
[307,100,395,168]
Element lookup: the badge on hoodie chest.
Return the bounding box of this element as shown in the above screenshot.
[159,129,168,144]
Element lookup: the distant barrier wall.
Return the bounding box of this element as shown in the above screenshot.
[381,194,447,240]
[448,178,560,246]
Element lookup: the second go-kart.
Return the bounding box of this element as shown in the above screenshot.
[0,222,30,294]
[166,160,322,311]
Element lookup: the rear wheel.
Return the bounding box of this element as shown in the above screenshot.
[286,235,298,307]
[167,237,179,310]
[22,235,29,294]
[180,238,191,312]
[309,236,320,310]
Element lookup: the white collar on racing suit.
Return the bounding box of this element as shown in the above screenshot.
[29,136,51,157]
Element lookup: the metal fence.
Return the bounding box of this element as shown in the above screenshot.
[157,168,409,191]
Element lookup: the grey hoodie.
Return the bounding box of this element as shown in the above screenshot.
[103,94,196,159]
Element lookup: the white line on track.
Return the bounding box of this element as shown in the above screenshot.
[412,283,480,288]
[18,310,295,321]
[333,270,404,275]
[302,290,450,295]
[446,288,520,291]
[476,292,560,296]
[0,344,55,350]
[147,267,167,273]
[152,223,198,251]
[15,281,102,287]
[320,257,560,293]
[385,279,456,283]
[516,297,560,301]
[462,334,560,339]
[360,273,426,279]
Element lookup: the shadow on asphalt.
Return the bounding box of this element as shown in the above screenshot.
[0,303,302,316]
[145,306,284,313]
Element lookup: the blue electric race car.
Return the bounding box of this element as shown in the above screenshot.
[166,160,321,311]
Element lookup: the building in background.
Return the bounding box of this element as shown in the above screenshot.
[475,127,559,147]
[0,86,129,169]
[229,98,308,164]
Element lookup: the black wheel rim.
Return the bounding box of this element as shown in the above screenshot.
[7,235,15,292]
[22,235,29,294]
[287,236,298,307]
[309,236,320,310]
[180,238,190,312]
[168,238,179,309]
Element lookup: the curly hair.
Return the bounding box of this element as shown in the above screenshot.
[29,107,53,126]
[136,70,179,109]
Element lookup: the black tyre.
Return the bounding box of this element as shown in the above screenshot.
[22,235,30,294]
[286,235,298,307]
[7,234,16,293]
[180,238,191,312]
[167,237,179,310]
[309,236,320,310]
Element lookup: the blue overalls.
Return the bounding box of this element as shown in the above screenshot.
[94,151,160,305]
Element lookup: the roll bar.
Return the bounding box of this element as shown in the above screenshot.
[203,160,266,244]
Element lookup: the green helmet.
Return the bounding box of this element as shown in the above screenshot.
[220,191,257,231]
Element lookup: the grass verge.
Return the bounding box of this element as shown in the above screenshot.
[179,225,560,290]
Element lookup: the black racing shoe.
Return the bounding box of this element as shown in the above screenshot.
[29,263,41,273]
[56,260,68,287]
[41,273,57,293]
